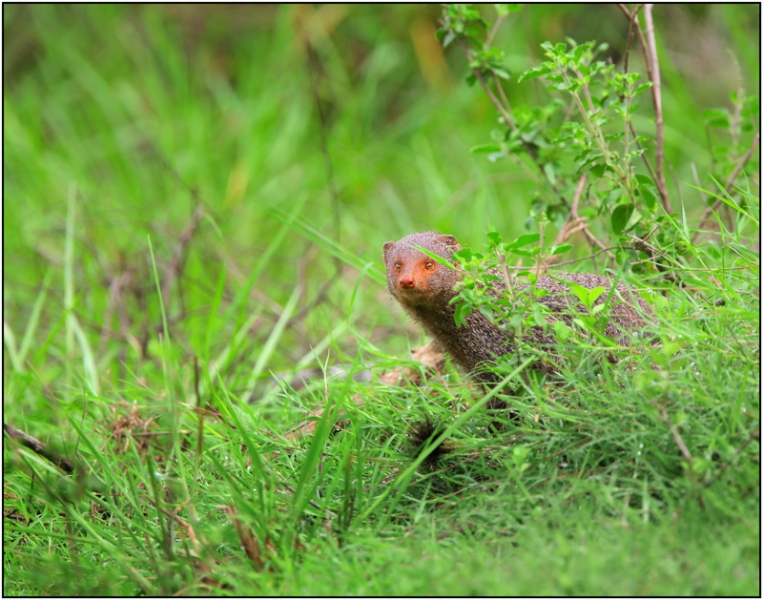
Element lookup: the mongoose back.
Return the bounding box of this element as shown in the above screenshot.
[383,231,654,382]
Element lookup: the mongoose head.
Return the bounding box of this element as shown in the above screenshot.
[383,232,461,307]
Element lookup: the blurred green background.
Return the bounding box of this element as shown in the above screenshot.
[3,3,760,389]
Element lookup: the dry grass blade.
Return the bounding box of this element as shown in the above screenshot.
[224,505,268,570]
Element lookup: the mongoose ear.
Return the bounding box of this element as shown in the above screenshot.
[383,241,396,261]
[437,235,459,248]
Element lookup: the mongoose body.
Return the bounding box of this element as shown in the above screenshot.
[383,232,654,382]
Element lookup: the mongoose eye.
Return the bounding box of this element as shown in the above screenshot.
[424,262,434,270]
[394,263,402,271]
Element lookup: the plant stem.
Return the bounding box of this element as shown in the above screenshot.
[642,5,672,212]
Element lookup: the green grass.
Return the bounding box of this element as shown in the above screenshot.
[3,5,760,596]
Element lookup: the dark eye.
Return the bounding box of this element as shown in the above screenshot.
[424,262,434,270]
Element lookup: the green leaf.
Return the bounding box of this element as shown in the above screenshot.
[471,143,502,154]
[551,243,573,256]
[453,248,473,262]
[604,188,624,207]
[511,249,534,257]
[454,302,473,328]
[611,203,635,235]
[553,320,572,342]
[518,65,551,83]
[506,233,541,249]
[558,279,605,311]
[572,43,589,63]
[512,445,531,469]
[703,108,730,128]
[495,4,522,15]
[638,183,657,211]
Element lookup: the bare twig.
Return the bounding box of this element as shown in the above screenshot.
[541,175,610,270]
[706,426,759,487]
[667,160,682,207]
[566,175,616,259]
[690,163,708,207]
[618,5,654,95]
[620,3,643,75]
[159,204,205,331]
[493,72,514,127]
[658,407,693,465]
[627,231,679,283]
[694,132,760,239]
[643,5,671,212]
[549,246,627,268]
[291,269,343,325]
[485,13,505,47]
[627,121,661,189]
[620,3,672,213]
[305,41,341,268]
[723,131,760,194]
[4,423,76,474]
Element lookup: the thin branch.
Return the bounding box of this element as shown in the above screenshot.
[291,269,342,325]
[485,13,505,47]
[620,3,643,75]
[690,163,708,207]
[455,39,514,131]
[723,132,760,195]
[159,204,205,331]
[620,3,672,213]
[306,42,341,269]
[643,5,671,213]
[626,232,679,283]
[539,175,616,272]
[570,174,587,215]
[548,246,627,268]
[540,175,592,271]
[493,72,514,127]
[618,5,655,86]
[667,160,683,207]
[4,423,76,474]
[628,121,661,187]
[452,36,569,205]
[706,427,759,487]
[568,176,615,258]
[658,407,693,466]
[694,131,760,237]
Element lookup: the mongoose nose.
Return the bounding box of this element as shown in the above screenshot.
[399,275,416,289]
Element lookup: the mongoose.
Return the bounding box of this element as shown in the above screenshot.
[383,231,654,383]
